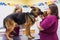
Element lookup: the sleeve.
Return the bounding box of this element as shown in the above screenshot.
[40,17,55,30]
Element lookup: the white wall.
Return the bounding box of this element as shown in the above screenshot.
[57,4,60,40]
[0,6,15,28]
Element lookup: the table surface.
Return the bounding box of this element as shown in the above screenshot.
[0,33,40,40]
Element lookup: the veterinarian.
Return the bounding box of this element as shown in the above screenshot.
[37,3,59,40]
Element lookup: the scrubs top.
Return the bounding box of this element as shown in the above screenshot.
[40,15,58,40]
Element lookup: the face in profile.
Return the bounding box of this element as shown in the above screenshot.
[46,7,51,15]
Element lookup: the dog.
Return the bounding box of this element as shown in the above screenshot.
[3,13,26,40]
[24,7,44,38]
[3,7,43,40]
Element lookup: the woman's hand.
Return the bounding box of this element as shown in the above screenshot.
[36,21,44,31]
[36,21,40,30]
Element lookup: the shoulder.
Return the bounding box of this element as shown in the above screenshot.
[46,15,57,20]
[43,15,57,22]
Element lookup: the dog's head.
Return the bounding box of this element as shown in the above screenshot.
[30,7,43,18]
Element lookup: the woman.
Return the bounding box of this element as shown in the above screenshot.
[37,4,59,40]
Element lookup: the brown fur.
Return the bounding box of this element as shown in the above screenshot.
[24,14,35,38]
[43,11,47,17]
[24,7,41,38]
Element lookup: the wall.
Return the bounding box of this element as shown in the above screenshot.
[0,0,51,6]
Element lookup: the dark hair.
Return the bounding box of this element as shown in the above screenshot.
[48,4,59,19]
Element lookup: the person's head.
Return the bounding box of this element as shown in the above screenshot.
[47,4,59,19]
[14,7,22,13]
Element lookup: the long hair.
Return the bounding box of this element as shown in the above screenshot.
[48,4,59,19]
